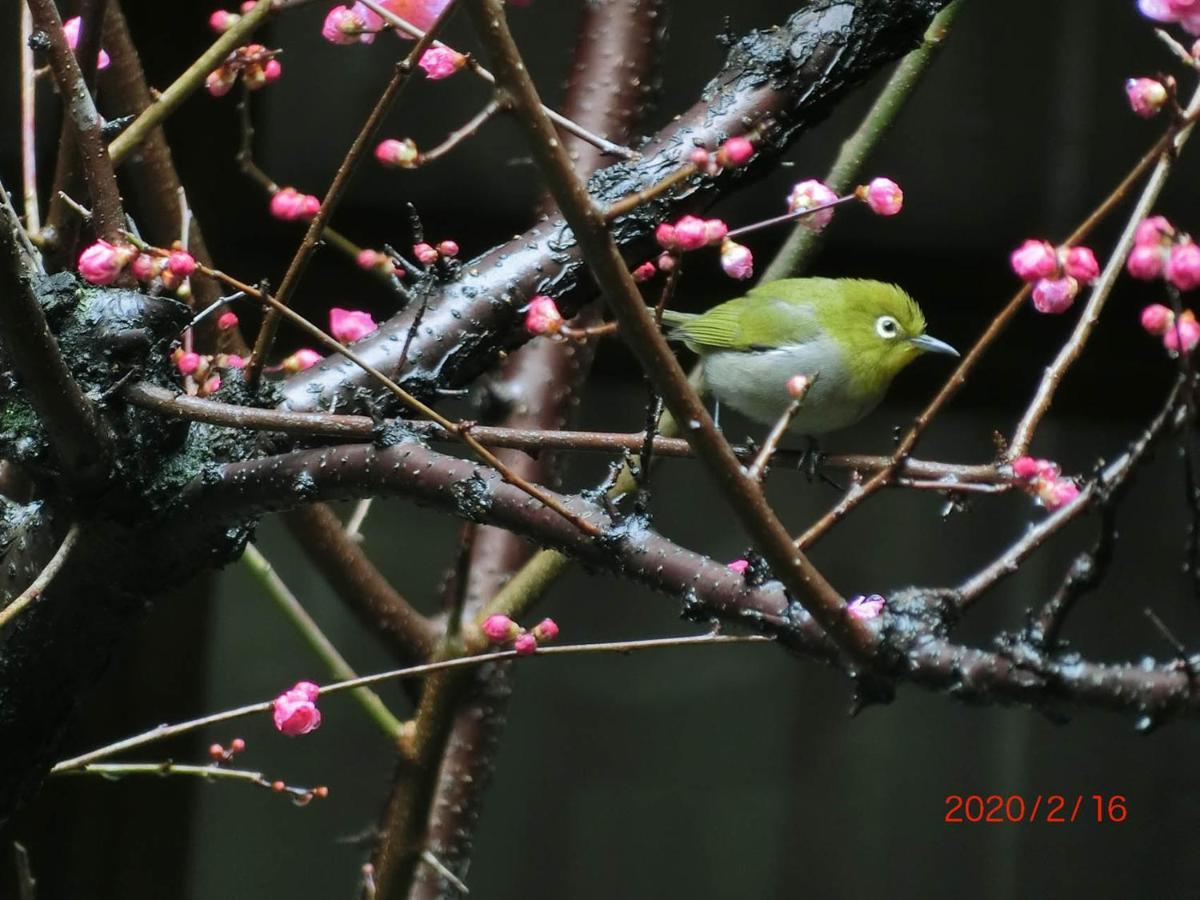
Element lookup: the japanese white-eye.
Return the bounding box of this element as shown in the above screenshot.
[661,277,958,435]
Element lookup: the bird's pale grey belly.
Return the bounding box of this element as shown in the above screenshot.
[700,340,880,435]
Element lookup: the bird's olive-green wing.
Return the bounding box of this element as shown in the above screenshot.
[668,281,824,351]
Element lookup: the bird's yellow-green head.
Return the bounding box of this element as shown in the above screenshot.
[660,277,958,434]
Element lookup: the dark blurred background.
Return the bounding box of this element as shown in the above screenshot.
[3,0,1200,897]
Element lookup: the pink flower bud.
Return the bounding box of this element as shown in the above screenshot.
[672,215,709,251]
[632,261,657,282]
[513,633,538,655]
[1127,244,1167,280]
[329,307,378,343]
[78,239,133,285]
[176,351,202,376]
[703,219,729,245]
[524,295,563,336]
[270,188,320,221]
[689,147,713,171]
[262,58,282,82]
[206,66,237,97]
[727,558,750,574]
[209,743,225,761]
[130,253,160,282]
[482,614,519,643]
[437,240,460,258]
[716,136,754,168]
[1038,478,1080,511]
[357,249,382,269]
[1031,276,1079,314]
[1010,239,1059,282]
[1126,78,1169,118]
[656,252,677,272]
[280,348,322,373]
[719,239,753,280]
[860,177,903,216]
[785,374,811,398]
[1135,215,1174,247]
[375,138,419,168]
[209,9,241,32]
[1163,311,1200,354]
[847,594,885,620]
[1166,241,1200,291]
[63,16,110,70]
[322,5,376,45]
[240,1,257,11]
[221,354,246,369]
[1141,303,1175,336]
[200,373,222,396]
[786,179,838,230]
[1011,456,1042,480]
[531,618,559,642]
[413,242,439,265]
[216,311,240,331]
[418,44,467,80]
[1064,246,1099,282]
[655,222,678,250]
[167,250,197,277]
[272,681,322,736]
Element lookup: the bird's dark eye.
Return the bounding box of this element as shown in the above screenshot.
[875,315,900,339]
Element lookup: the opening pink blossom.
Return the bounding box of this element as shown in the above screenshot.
[860,177,903,216]
[419,44,467,80]
[272,681,322,736]
[786,179,838,230]
[329,307,378,343]
[524,295,564,336]
[720,240,754,280]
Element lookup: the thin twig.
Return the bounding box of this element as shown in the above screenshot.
[20,5,40,239]
[417,100,501,165]
[746,378,811,481]
[0,524,81,631]
[51,633,769,771]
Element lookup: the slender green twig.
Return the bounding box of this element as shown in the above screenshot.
[0,524,81,631]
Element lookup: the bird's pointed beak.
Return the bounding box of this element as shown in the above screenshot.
[911,333,959,357]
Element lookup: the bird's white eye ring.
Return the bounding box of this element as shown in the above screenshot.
[876,315,900,339]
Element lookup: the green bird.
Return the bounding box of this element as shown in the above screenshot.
[660,277,958,435]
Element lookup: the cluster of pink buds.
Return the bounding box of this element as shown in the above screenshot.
[278,348,323,373]
[786,179,839,230]
[1125,77,1172,118]
[1009,239,1100,314]
[1138,0,1200,34]
[77,239,136,286]
[1011,457,1081,511]
[206,44,281,96]
[855,177,904,216]
[524,295,564,336]
[689,136,755,175]
[172,348,243,396]
[1126,215,1200,290]
[270,187,321,222]
[208,2,258,33]
[481,615,559,656]
[655,215,729,254]
[413,240,459,266]
[356,249,399,277]
[330,307,377,344]
[846,594,885,621]
[208,737,247,763]
[131,247,197,294]
[375,138,420,169]
[272,680,322,736]
[418,43,467,80]
[63,16,110,70]
[1141,304,1200,354]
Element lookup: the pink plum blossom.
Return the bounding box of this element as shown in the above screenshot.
[78,240,134,285]
[531,618,559,642]
[1166,242,1200,291]
[329,307,378,343]
[272,681,322,736]
[1010,239,1058,282]
[847,594,885,620]
[720,240,754,280]
[217,311,240,330]
[375,138,419,168]
[786,179,838,230]
[716,136,754,168]
[270,188,321,221]
[1163,311,1200,354]
[1031,276,1079,314]
[1141,304,1174,336]
[1127,244,1167,280]
[513,633,538,655]
[1126,78,1169,118]
[419,44,466,79]
[861,177,903,216]
[280,348,322,373]
[524,295,564,335]
[482,614,519,643]
[1064,246,1099,282]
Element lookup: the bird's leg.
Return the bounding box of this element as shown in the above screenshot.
[800,436,823,481]
[712,399,722,432]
